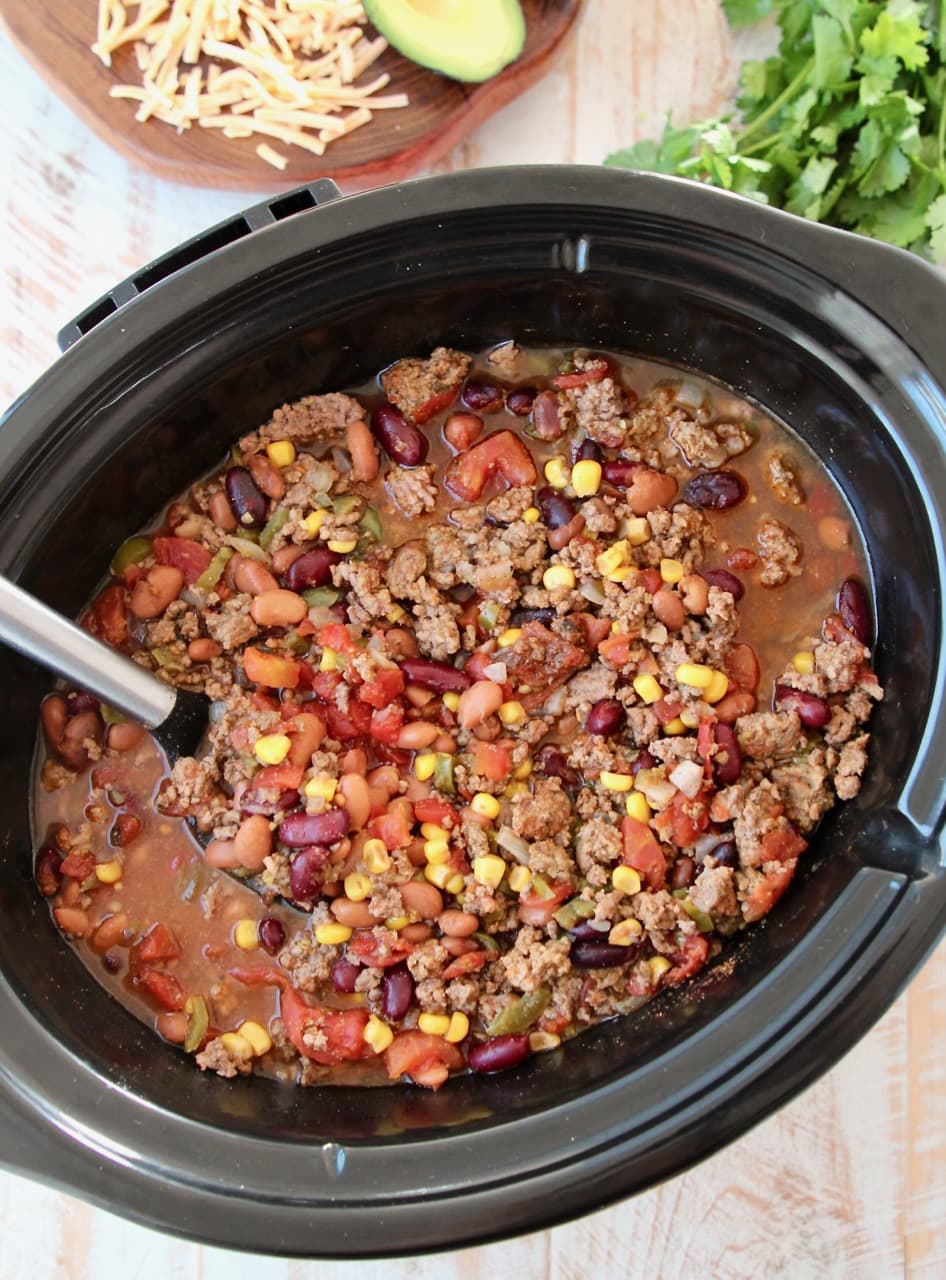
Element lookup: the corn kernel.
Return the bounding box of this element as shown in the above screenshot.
[445,1011,470,1043]
[572,459,602,497]
[625,516,651,546]
[233,918,260,950]
[664,717,687,735]
[609,918,644,946]
[543,565,576,591]
[507,865,533,894]
[95,860,123,884]
[314,923,352,946]
[607,565,635,584]
[420,822,449,840]
[363,839,391,874]
[513,758,533,780]
[544,457,569,489]
[319,647,338,673]
[445,873,466,895]
[499,700,527,726]
[612,865,643,895]
[302,510,325,536]
[522,506,541,524]
[472,854,506,889]
[220,1032,253,1059]
[660,557,685,584]
[529,1030,562,1052]
[504,780,529,799]
[344,872,372,901]
[625,792,652,823]
[595,540,629,576]
[254,732,291,765]
[364,1015,394,1054]
[443,691,461,712]
[424,838,451,865]
[425,863,453,889]
[418,1013,451,1037]
[471,792,501,820]
[633,674,664,704]
[704,670,730,704]
[497,628,523,648]
[385,915,410,931]
[650,955,672,983]
[600,770,633,792]
[304,775,337,802]
[675,662,714,689]
[266,440,296,468]
[793,651,815,676]
[327,537,357,554]
[414,751,437,782]
[386,604,406,623]
[238,1020,273,1056]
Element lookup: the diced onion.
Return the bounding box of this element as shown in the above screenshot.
[484,662,508,684]
[580,580,606,606]
[496,825,530,864]
[669,760,704,799]
[675,379,707,410]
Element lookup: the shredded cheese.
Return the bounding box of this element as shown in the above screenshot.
[92,0,409,167]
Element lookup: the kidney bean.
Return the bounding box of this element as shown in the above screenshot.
[670,857,697,890]
[531,389,565,440]
[468,1034,532,1074]
[35,843,63,896]
[602,459,640,488]
[713,723,743,785]
[838,577,872,644]
[234,814,273,871]
[725,643,760,692]
[713,690,757,724]
[444,412,484,452]
[575,438,603,464]
[709,839,739,868]
[208,489,237,531]
[505,388,536,416]
[682,470,747,511]
[652,588,686,631]
[381,963,415,1021]
[57,710,104,771]
[371,403,429,468]
[67,691,100,715]
[547,513,586,551]
[702,568,745,601]
[279,808,350,848]
[326,958,360,995]
[248,453,286,500]
[536,485,577,530]
[534,745,580,789]
[130,565,184,619]
[631,749,657,777]
[586,699,624,737]
[400,656,471,693]
[347,419,379,482]
[240,786,299,816]
[461,380,503,413]
[259,917,286,955]
[250,588,308,628]
[568,920,613,941]
[225,466,268,528]
[728,547,759,571]
[288,846,330,901]
[510,606,555,627]
[283,548,341,593]
[438,909,479,938]
[774,685,831,729]
[399,880,444,920]
[571,940,636,968]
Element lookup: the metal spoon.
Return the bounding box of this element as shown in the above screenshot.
[0,574,208,760]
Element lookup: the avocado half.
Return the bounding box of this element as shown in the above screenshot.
[364,0,527,83]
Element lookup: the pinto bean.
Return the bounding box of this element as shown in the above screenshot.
[208,489,238,531]
[337,773,372,829]
[248,453,286,500]
[652,588,686,630]
[54,906,89,938]
[187,638,222,663]
[401,923,434,943]
[725,643,761,692]
[233,559,279,596]
[340,747,368,776]
[233,815,272,872]
[347,419,380,482]
[250,588,308,627]
[130,565,184,618]
[457,679,504,729]
[438,910,479,937]
[156,1011,189,1043]
[713,689,757,723]
[399,880,444,919]
[90,912,129,954]
[627,468,678,515]
[287,711,326,769]
[405,685,436,709]
[385,627,420,659]
[432,733,456,754]
[442,936,480,957]
[204,837,241,868]
[679,573,709,615]
[444,413,484,452]
[396,721,440,750]
[271,544,306,575]
[331,897,380,928]
[367,765,400,797]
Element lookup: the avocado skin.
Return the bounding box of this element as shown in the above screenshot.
[363,0,527,84]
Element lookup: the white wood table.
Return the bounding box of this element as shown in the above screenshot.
[1,3,943,1275]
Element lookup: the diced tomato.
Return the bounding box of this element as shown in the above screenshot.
[383,1030,464,1090]
[60,851,95,881]
[414,385,463,425]
[664,935,710,987]
[345,929,415,968]
[254,761,304,793]
[621,816,667,891]
[413,797,458,828]
[367,804,414,850]
[653,697,683,726]
[280,987,371,1064]
[653,791,711,848]
[639,568,662,595]
[136,922,182,964]
[85,584,129,647]
[243,646,302,690]
[806,480,837,521]
[324,698,373,741]
[230,965,288,990]
[136,968,185,1012]
[597,632,632,667]
[369,703,405,744]
[518,879,573,926]
[697,718,715,761]
[359,667,406,709]
[742,860,799,923]
[471,740,512,782]
[310,670,343,702]
[552,358,610,389]
[250,691,281,714]
[153,536,212,585]
[317,623,357,656]
[444,430,538,501]
[372,742,412,767]
[442,951,489,980]
[578,612,612,650]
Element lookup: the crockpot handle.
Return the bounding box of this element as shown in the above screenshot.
[56,178,342,353]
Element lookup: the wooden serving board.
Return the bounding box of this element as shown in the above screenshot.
[0,0,581,190]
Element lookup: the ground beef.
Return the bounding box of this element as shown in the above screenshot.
[768,453,804,505]
[486,485,533,524]
[380,347,471,423]
[574,819,623,875]
[668,417,754,469]
[386,465,438,518]
[581,496,618,534]
[499,925,572,993]
[757,516,803,587]
[733,779,790,868]
[643,504,713,568]
[196,1035,253,1078]
[527,838,576,882]
[771,752,834,831]
[240,392,364,454]
[835,733,870,799]
[204,595,260,651]
[487,340,519,370]
[736,711,803,761]
[560,372,629,449]
[511,778,573,841]
[332,559,395,625]
[688,866,739,921]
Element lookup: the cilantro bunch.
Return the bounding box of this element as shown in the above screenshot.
[605,1,946,262]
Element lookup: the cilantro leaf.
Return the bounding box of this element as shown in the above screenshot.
[812,14,854,90]
[860,1,930,72]
[721,0,776,28]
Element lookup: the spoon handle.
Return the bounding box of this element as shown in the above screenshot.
[0,574,176,728]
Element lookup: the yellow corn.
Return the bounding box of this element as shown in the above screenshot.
[609,918,644,946]
[445,1011,470,1044]
[95,860,122,884]
[424,838,451,865]
[304,775,337,801]
[238,1020,272,1056]
[344,872,372,902]
[704,670,730,704]
[314,923,352,946]
[364,1015,394,1054]
[600,770,633,792]
[327,537,358,554]
[529,1030,562,1052]
[414,751,437,782]
[572,459,602,497]
[793,651,815,676]
[421,823,449,840]
[625,516,651,546]
[664,717,687,735]
[650,956,672,983]
[425,863,453,889]
[607,565,635,584]
[445,873,465,895]
[219,1032,253,1059]
[266,440,296,468]
[543,565,576,591]
[680,707,701,728]
[471,792,501,820]
[443,691,461,712]
[675,662,714,689]
[472,854,506,889]
[386,604,406,623]
[234,918,260,950]
[522,506,541,524]
[499,700,527,726]
[544,457,569,489]
[319,647,338,673]
[504,780,529,799]
[254,732,291,765]
[507,865,533,894]
[612,866,643,895]
[418,1013,451,1037]
[302,509,326,537]
[385,915,410,931]
[660,557,685,584]
[363,839,391,875]
[595,540,629,576]
[497,628,522,648]
[625,792,652,823]
[513,758,533,780]
[633,674,663,704]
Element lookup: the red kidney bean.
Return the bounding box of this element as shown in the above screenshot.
[510,606,556,626]
[568,920,613,941]
[586,699,624,737]
[710,840,739,868]
[670,856,697,890]
[536,485,577,529]
[35,843,63,897]
[259,917,286,955]
[288,846,331,901]
[631,749,657,777]
[284,548,342,592]
[225,466,268,528]
[468,1034,531,1074]
[713,723,743,785]
[702,568,745,601]
[241,787,300,816]
[571,940,635,968]
[400,656,471,693]
[682,470,747,511]
[774,685,831,728]
[331,957,361,993]
[381,962,415,1021]
[279,809,350,848]
[728,547,759,571]
[531,390,565,440]
[602,459,641,488]
[505,388,536,416]
[371,403,429,468]
[461,380,503,413]
[838,577,872,644]
[575,438,603,464]
[66,691,100,715]
[534,746,579,789]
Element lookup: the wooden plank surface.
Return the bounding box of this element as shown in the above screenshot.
[1,2,944,1276]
